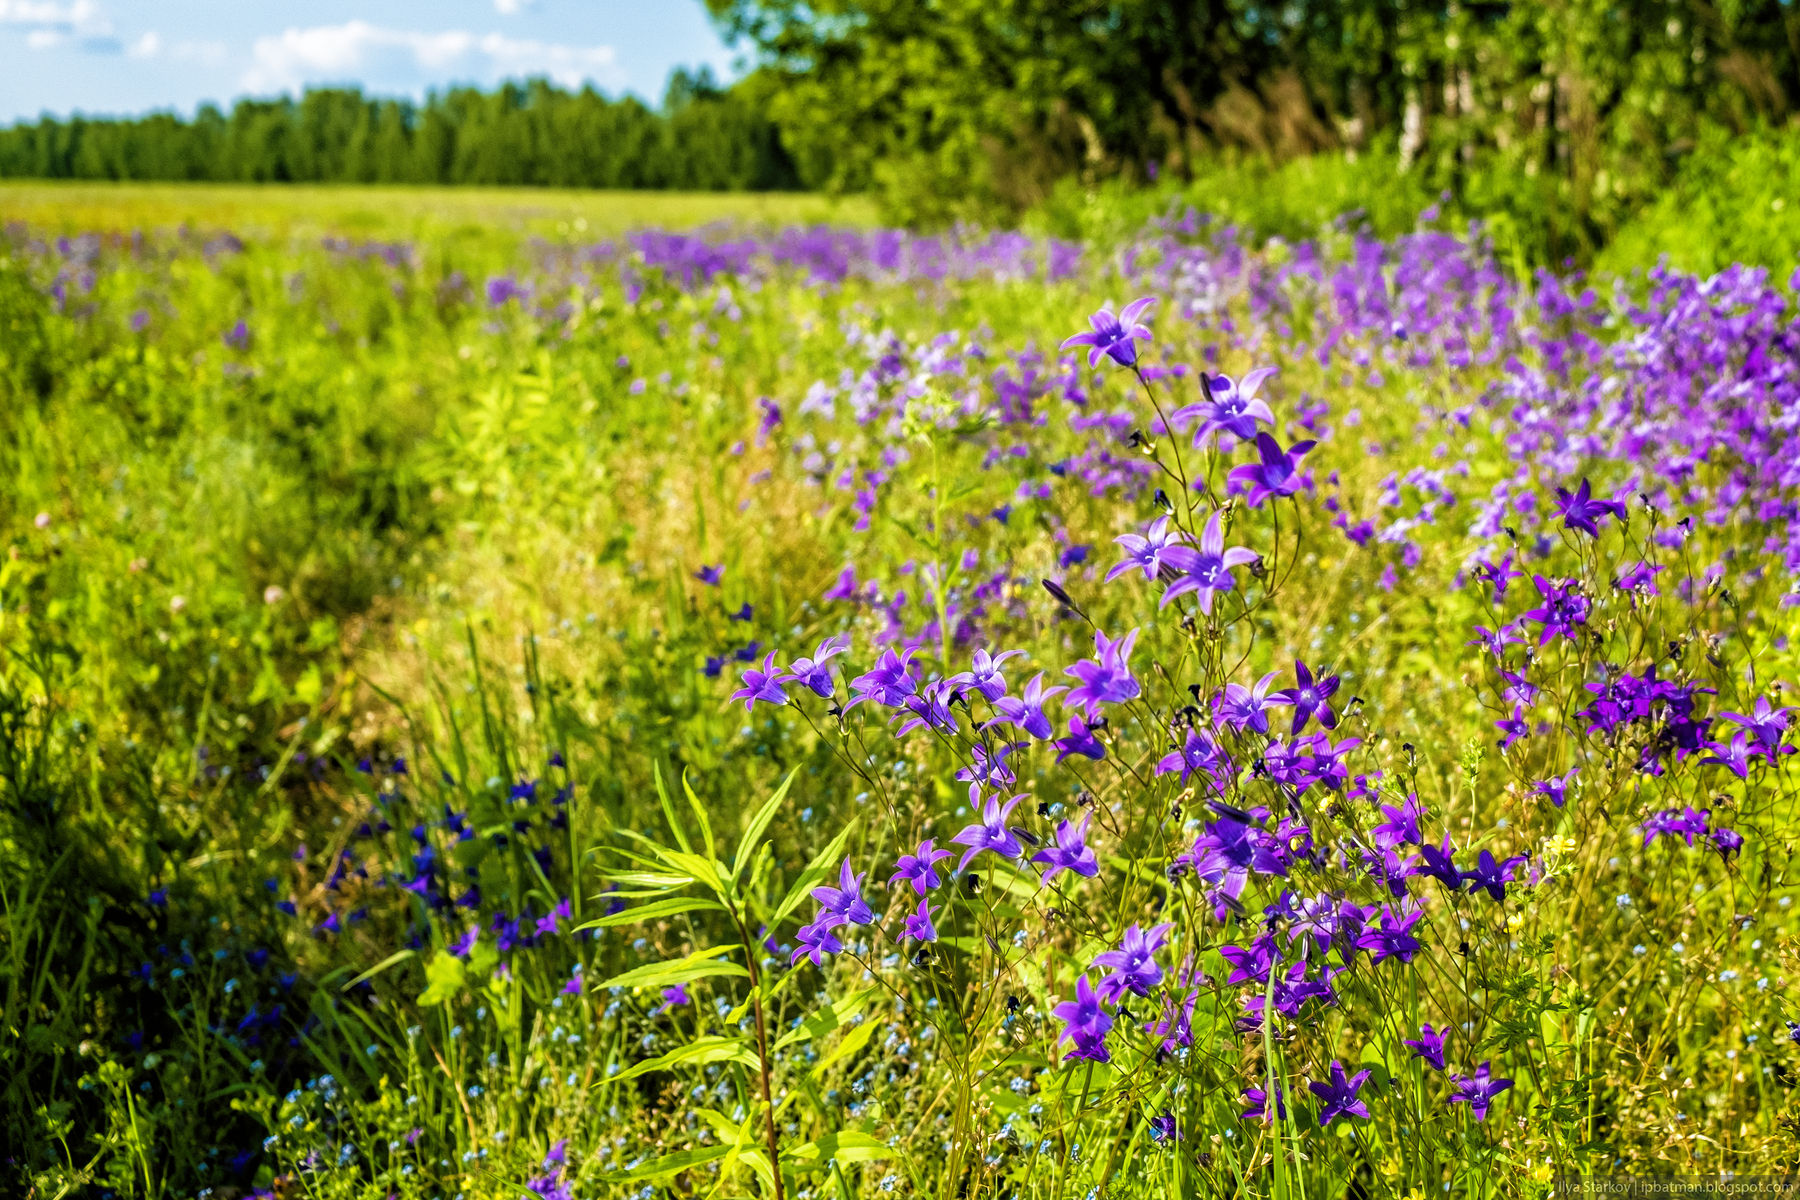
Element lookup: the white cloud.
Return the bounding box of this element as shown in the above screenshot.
[0,0,105,28]
[120,31,228,65]
[0,0,108,35]
[493,0,537,14]
[242,20,622,95]
[3,0,119,50]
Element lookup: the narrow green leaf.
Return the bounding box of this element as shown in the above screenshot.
[341,948,415,992]
[593,946,747,992]
[576,896,723,930]
[603,870,695,890]
[788,1130,894,1166]
[663,849,727,897]
[731,766,798,883]
[653,761,693,853]
[601,1143,732,1183]
[812,1015,879,1078]
[691,1107,744,1145]
[603,1035,758,1085]
[773,986,876,1050]
[740,1148,776,1195]
[682,768,717,859]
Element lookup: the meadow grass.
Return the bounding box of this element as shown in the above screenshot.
[0,182,877,242]
[2,188,1798,1200]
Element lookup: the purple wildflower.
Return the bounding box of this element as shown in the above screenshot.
[1370,793,1425,850]
[791,918,843,967]
[1241,1083,1287,1122]
[950,647,1024,703]
[1156,725,1229,791]
[730,652,789,711]
[1518,575,1590,645]
[1052,975,1114,1061]
[1276,661,1341,734]
[1718,696,1792,756]
[1107,516,1191,584]
[780,633,850,698]
[1701,734,1753,778]
[1053,716,1107,763]
[1448,1061,1513,1121]
[652,984,691,1015]
[1161,510,1258,613]
[1461,849,1527,902]
[1093,922,1171,1003]
[1064,628,1142,715]
[949,788,1026,872]
[1308,1061,1372,1125]
[1215,671,1289,734]
[1356,904,1424,964]
[1553,478,1626,537]
[1227,432,1315,507]
[1417,834,1463,892]
[1061,297,1155,369]
[848,646,919,709]
[1171,367,1278,441]
[1221,932,1280,986]
[1531,768,1578,808]
[901,897,938,943]
[1031,813,1100,883]
[811,859,876,928]
[890,839,953,895]
[1404,1023,1447,1070]
[985,672,1066,740]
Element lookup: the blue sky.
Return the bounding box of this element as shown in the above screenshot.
[0,1,745,122]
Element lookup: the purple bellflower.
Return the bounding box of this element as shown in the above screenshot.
[1093,922,1171,1003]
[1277,661,1341,734]
[1404,1023,1447,1070]
[1161,510,1259,613]
[1107,516,1191,584]
[890,839,953,895]
[811,859,876,928]
[1053,975,1114,1062]
[1064,628,1142,715]
[1228,433,1315,507]
[1061,297,1155,368]
[1172,367,1278,441]
[731,653,789,711]
[1553,478,1626,537]
[950,788,1026,872]
[1031,812,1100,882]
[781,633,850,698]
[1448,1061,1514,1121]
[1308,1061,1372,1125]
[985,673,1066,740]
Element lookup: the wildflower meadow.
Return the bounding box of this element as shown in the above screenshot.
[4,186,1800,1200]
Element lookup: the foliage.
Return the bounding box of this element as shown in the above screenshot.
[1601,121,1800,277]
[708,0,1800,250]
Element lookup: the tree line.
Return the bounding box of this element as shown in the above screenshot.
[0,70,802,191]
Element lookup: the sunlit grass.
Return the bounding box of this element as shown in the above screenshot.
[2,185,1796,1199]
[0,180,877,241]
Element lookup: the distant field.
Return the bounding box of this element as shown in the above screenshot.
[0,180,877,240]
